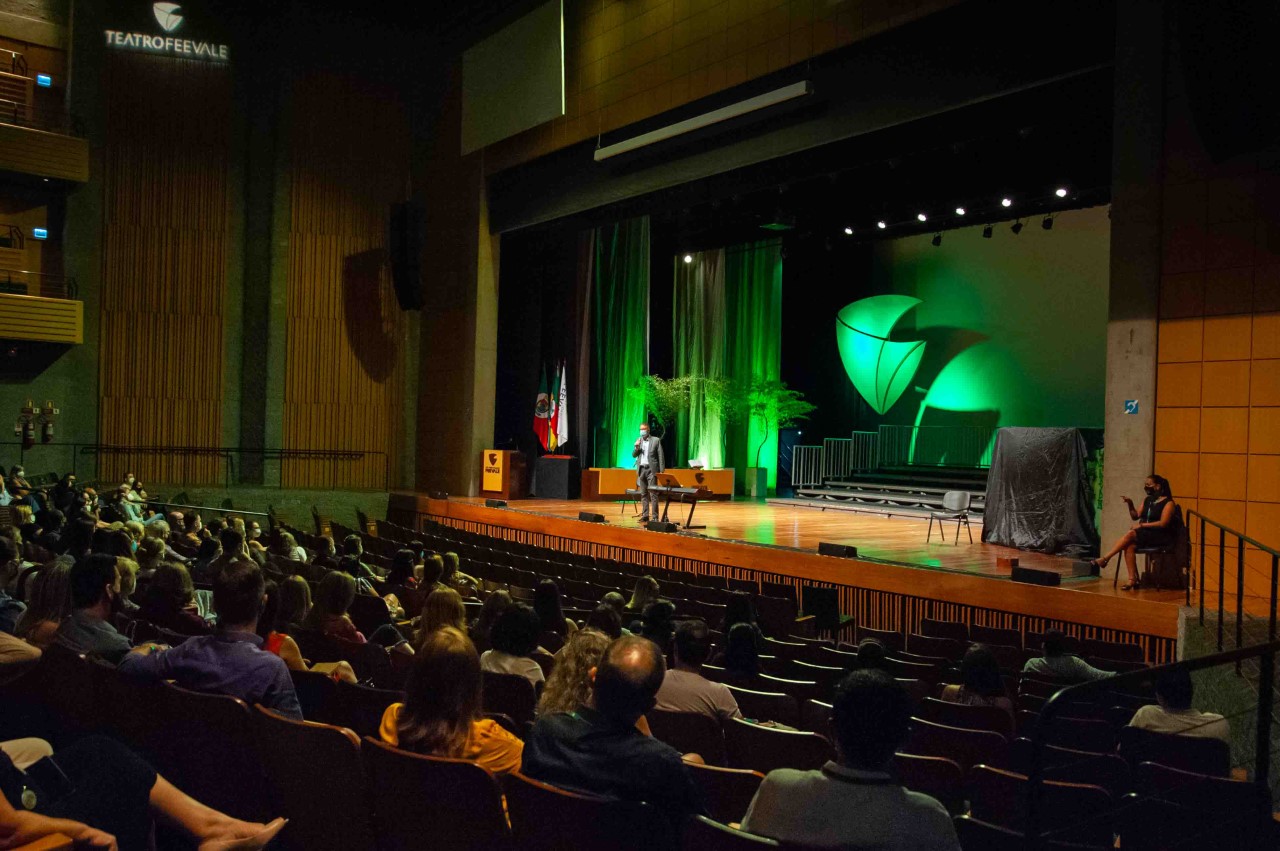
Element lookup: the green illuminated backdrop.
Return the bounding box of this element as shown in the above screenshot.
[592,217,651,468]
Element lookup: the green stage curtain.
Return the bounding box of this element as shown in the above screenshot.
[592,217,650,468]
[725,239,783,490]
[673,249,726,468]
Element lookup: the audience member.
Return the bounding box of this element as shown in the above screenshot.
[538,628,610,716]
[585,603,622,639]
[533,578,577,652]
[1022,629,1112,682]
[0,629,40,678]
[276,575,311,631]
[311,535,339,572]
[469,589,512,653]
[741,670,960,849]
[522,635,703,823]
[0,734,285,850]
[940,645,1013,714]
[1128,667,1229,741]
[380,627,523,774]
[855,637,888,672]
[61,518,95,560]
[14,559,72,649]
[601,591,628,624]
[479,602,545,687]
[181,512,204,548]
[418,587,467,643]
[626,576,660,617]
[712,622,762,687]
[420,553,448,594]
[638,600,677,655]
[654,620,741,722]
[116,557,141,617]
[387,549,420,590]
[0,538,25,634]
[193,528,247,585]
[721,591,762,636]
[338,534,380,585]
[114,484,144,523]
[303,571,365,642]
[55,554,132,664]
[138,562,213,636]
[119,561,303,720]
[273,531,307,563]
[187,537,221,581]
[49,473,77,514]
[440,551,478,599]
[33,509,66,556]
[257,578,355,683]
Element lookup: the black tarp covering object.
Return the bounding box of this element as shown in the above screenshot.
[981,427,1099,556]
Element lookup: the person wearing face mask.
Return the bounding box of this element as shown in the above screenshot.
[631,423,665,523]
[1091,474,1176,591]
[54,554,134,664]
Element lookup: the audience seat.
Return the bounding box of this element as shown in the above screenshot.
[969,624,1021,649]
[250,707,376,851]
[1029,714,1116,753]
[920,618,969,642]
[327,680,404,739]
[1132,761,1271,841]
[903,718,1009,772]
[908,632,968,661]
[1008,738,1132,798]
[681,816,780,850]
[482,671,538,729]
[797,698,831,734]
[968,765,1114,847]
[505,771,671,851]
[288,668,339,722]
[686,763,765,826]
[756,674,824,703]
[725,685,800,727]
[724,718,834,774]
[853,625,904,653]
[915,697,1013,738]
[952,815,1108,851]
[363,737,511,850]
[4,644,98,745]
[292,627,393,687]
[983,644,1025,673]
[1116,726,1231,777]
[1080,637,1144,664]
[647,710,727,766]
[891,753,965,815]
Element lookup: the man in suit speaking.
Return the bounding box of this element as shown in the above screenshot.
[632,423,665,523]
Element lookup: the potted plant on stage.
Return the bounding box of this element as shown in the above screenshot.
[626,375,692,440]
[741,379,816,499]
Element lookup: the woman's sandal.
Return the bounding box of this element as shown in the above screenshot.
[1120,580,1141,591]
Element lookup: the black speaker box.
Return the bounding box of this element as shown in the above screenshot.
[428,490,448,500]
[484,498,507,509]
[648,521,678,533]
[818,542,858,558]
[389,201,425,310]
[1011,566,1060,587]
[578,511,605,523]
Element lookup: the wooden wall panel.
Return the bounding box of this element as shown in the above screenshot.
[282,72,410,489]
[98,53,232,485]
[0,123,89,182]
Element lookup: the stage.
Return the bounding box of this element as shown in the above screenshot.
[390,493,1188,662]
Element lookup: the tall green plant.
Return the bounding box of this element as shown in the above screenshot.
[625,375,693,439]
[742,379,815,467]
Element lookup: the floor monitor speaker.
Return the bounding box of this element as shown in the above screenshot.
[818,542,858,558]
[648,521,678,533]
[1011,566,1060,587]
[484,498,507,509]
[578,511,606,523]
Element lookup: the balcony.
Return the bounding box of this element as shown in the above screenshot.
[0,268,82,344]
[0,51,87,183]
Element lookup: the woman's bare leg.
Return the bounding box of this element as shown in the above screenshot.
[148,775,284,850]
[1097,530,1137,564]
[1123,543,1139,586]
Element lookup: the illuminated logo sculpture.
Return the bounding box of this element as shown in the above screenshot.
[836,295,926,415]
[152,2,184,32]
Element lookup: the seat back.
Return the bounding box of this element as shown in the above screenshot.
[753,595,798,639]
[292,626,393,686]
[916,697,1014,738]
[920,617,969,642]
[362,737,510,851]
[970,624,1022,649]
[289,668,339,722]
[1037,715,1116,753]
[482,671,538,727]
[892,753,965,815]
[1134,761,1270,831]
[250,707,376,851]
[799,585,842,634]
[908,633,968,661]
[725,685,799,727]
[328,680,404,739]
[505,771,670,851]
[724,717,834,773]
[854,624,904,653]
[1008,738,1131,798]
[968,765,1114,846]
[686,763,765,826]
[1117,726,1231,777]
[1080,638,1144,664]
[647,710,726,766]
[903,717,1009,771]
[798,698,832,734]
[942,491,971,512]
[680,816,779,850]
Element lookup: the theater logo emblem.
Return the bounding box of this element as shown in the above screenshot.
[835,295,926,415]
[152,2,184,32]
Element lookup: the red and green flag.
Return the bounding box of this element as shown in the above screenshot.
[533,364,551,450]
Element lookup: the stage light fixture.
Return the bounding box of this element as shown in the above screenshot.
[1055,187,1068,198]
[1001,197,1012,208]
[954,207,965,216]
[683,254,693,264]
[916,213,927,222]
[1010,220,1023,235]
[877,220,886,229]
[982,225,993,239]
[1041,216,1054,230]
[843,226,853,235]
[931,233,942,247]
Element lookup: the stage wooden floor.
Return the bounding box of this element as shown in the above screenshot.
[453,496,1187,605]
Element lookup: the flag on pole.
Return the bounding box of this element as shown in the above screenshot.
[547,365,561,452]
[554,361,569,451]
[533,364,551,450]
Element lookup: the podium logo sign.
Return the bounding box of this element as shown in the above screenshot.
[483,451,505,493]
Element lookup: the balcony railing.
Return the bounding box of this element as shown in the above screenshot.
[0,269,76,299]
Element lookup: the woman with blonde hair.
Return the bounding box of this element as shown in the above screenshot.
[537,628,610,716]
[380,627,523,774]
[14,558,73,648]
[418,587,467,641]
[626,576,660,615]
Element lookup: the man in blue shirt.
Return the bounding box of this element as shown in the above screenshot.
[119,560,302,720]
[0,537,26,634]
[55,554,133,664]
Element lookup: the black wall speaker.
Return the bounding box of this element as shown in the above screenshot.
[648,521,678,533]
[1011,566,1061,587]
[578,511,605,523]
[484,498,508,509]
[818,542,858,558]
[428,490,448,500]
[389,201,425,310]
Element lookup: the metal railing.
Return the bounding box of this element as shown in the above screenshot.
[850,429,878,472]
[0,224,24,250]
[790,445,824,488]
[822,437,851,481]
[1,50,27,77]
[0,95,79,136]
[876,424,996,468]
[1026,641,1279,845]
[0,268,76,299]
[1188,509,1280,665]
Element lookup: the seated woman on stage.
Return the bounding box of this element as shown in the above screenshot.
[1091,474,1175,590]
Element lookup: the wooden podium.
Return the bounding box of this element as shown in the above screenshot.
[480,449,528,500]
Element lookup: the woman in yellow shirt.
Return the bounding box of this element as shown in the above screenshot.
[379,626,523,775]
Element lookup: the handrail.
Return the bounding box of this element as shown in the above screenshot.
[0,267,77,299]
[152,501,270,519]
[1027,640,1280,845]
[0,224,24,250]
[1186,508,1280,557]
[0,49,26,76]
